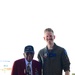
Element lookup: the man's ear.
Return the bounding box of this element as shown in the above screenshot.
[54,35,55,39]
[23,53,25,57]
[43,36,45,40]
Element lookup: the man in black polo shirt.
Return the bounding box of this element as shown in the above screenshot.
[37,28,70,75]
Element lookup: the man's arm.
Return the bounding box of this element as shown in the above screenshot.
[61,49,70,75]
[11,61,18,75]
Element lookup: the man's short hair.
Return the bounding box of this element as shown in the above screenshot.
[44,28,54,33]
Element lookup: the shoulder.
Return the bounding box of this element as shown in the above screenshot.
[55,43,65,50]
[33,60,39,63]
[32,60,41,64]
[38,47,46,54]
[32,60,41,67]
[13,58,24,64]
[55,44,67,54]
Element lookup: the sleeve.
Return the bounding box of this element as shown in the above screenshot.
[38,62,42,75]
[37,51,42,62]
[61,49,70,72]
[37,51,43,69]
[11,61,18,75]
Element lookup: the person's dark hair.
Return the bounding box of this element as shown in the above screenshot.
[44,28,54,33]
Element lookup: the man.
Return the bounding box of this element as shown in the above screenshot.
[11,45,41,75]
[37,28,70,75]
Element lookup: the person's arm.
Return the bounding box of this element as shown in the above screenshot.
[37,51,42,64]
[61,49,70,74]
[65,71,70,75]
[11,61,18,75]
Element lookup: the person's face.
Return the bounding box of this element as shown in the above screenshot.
[23,52,34,62]
[44,31,55,45]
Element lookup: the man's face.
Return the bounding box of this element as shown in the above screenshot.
[24,52,34,62]
[44,31,55,45]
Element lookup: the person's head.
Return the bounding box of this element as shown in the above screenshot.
[44,28,55,45]
[23,45,34,62]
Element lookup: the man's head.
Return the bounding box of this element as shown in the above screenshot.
[23,45,34,62]
[44,28,55,45]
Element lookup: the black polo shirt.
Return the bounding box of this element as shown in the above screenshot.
[37,43,70,75]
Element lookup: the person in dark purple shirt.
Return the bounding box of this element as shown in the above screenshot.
[11,45,41,75]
